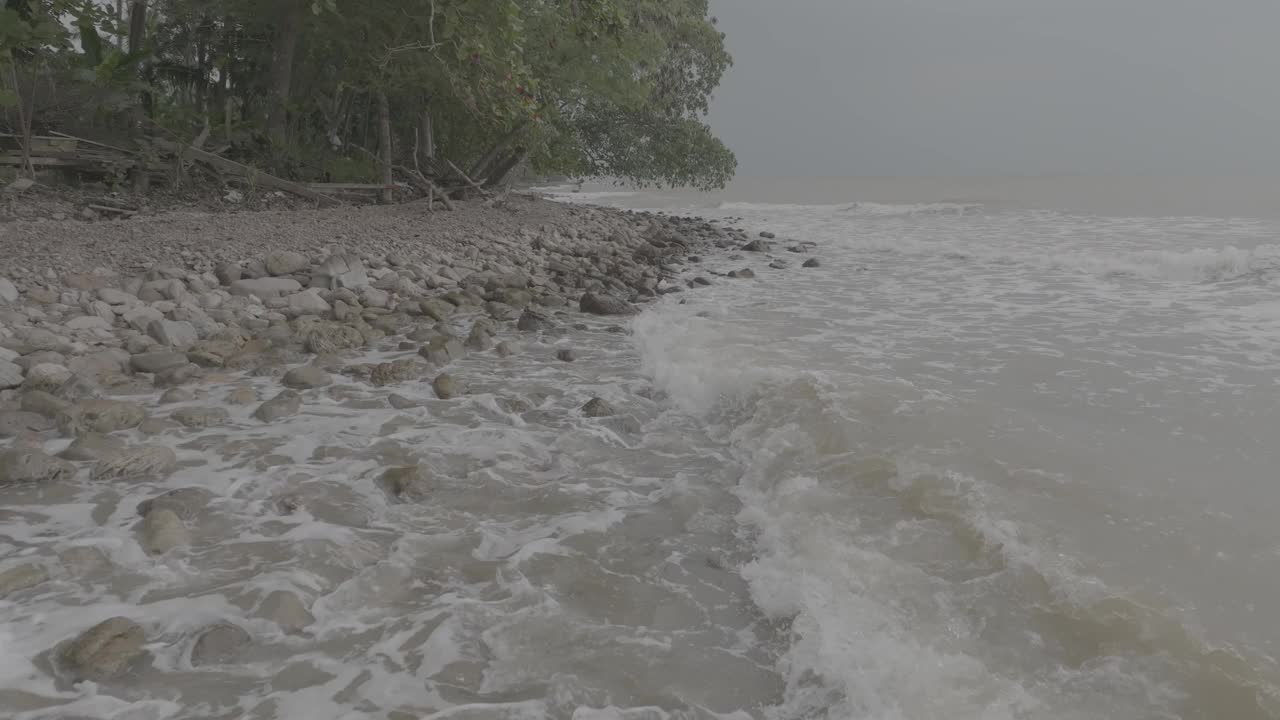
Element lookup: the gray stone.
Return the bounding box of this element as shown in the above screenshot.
[0,410,53,437]
[0,563,48,596]
[0,359,21,389]
[556,348,577,362]
[432,373,460,400]
[728,268,755,279]
[170,406,229,428]
[253,390,302,422]
[59,546,110,576]
[20,390,70,417]
[147,319,198,350]
[418,336,465,366]
[312,255,369,290]
[485,301,519,321]
[0,449,75,486]
[66,315,112,331]
[285,289,331,315]
[60,432,126,462]
[137,487,214,520]
[154,363,200,387]
[464,326,493,351]
[304,322,365,354]
[22,363,72,392]
[214,262,242,286]
[370,359,419,387]
[803,258,821,268]
[742,239,771,252]
[258,590,313,634]
[140,509,189,554]
[123,306,165,333]
[378,465,434,501]
[11,327,72,354]
[580,292,636,316]
[265,251,309,277]
[516,308,555,332]
[159,387,194,404]
[419,298,454,321]
[59,617,147,681]
[190,623,251,666]
[283,366,332,389]
[230,277,303,299]
[92,446,179,481]
[495,341,519,357]
[0,277,17,303]
[581,397,616,418]
[54,374,102,403]
[57,399,147,436]
[387,393,421,409]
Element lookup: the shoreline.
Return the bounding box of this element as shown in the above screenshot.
[0,192,789,709]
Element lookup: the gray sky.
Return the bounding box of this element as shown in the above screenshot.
[706,0,1280,177]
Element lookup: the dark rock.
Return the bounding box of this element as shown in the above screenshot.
[516,308,555,332]
[91,446,179,481]
[59,617,147,681]
[0,449,75,485]
[378,465,434,502]
[137,487,214,520]
[283,366,332,389]
[556,349,577,362]
[253,390,302,422]
[579,292,636,316]
[742,239,771,252]
[759,231,776,239]
[581,397,616,418]
[803,258,821,268]
[432,373,460,400]
[190,623,251,666]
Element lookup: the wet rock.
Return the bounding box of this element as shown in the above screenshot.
[154,363,200,387]
[387,393,421,409]
[170,406,229,428]
[802,258,821,268]
[122,306,164,333]
[265,251,309,277]
[516,308,555,332]
[147,319,198,350]
[378,464,434,501]
[159,387,194,404]
[485,301,519,321]
[58,617,147,681]
[0,449,75,485]
[759,231,776,239]
[419,336,465,366]
[727,268,755,279]
[0,359,22,389]
[742,239,771,252]
[769,260,789,270]
[21,363,72,392]
[581,397,616,418]
[0,410,53,437]
[230,277,302,299]
[92,445,179,481]
[140,509,189,554]
[60,432,126,461]
[283,366,332,389]
[464,326,493,351]
[495,340,520,357]
[137,487,214,520]
[258,590,314,634]
[214,262,242,286]
[54,374,101,402]
[190,623,251,666]
[59,546,110,576]
[253,390,302,422]
[432,373,460,400]
[556,348,577,362]
[0,563,48,596]
[286,289,331,315]
[66,315,112,332]
[579,292,636,316]
[370,359,419,387]
[419,298,455,322]
[304,322,365,354]
[0,276,17,303]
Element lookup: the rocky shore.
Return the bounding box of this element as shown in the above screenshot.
[0,193,812,704]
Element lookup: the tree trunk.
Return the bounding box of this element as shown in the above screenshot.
[376,90,394,204]
[127,0,150,193]
[5,65,33,178]
[116,0,125,48]
[469,122,526,182]
[267,0,304,147]
[127,1,147,54]
[485,147,528,189]
[419,108,435,169]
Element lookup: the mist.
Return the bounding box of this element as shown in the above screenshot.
[707,0,1280,177]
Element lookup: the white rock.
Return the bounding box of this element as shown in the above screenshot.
[0,277,17,304]
[230,277,302,299]
[0,347,18,362]
[123,306,165,333]
[96,288,136,306]
[147,319,198,350]
[66,315,112,331]
[89,300,116,323]
[264,251,309,277]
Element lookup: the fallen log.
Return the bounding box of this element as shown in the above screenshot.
[393,165,455,211]
[156,141,340,207]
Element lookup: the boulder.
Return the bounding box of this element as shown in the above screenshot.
[57,399,147,436]
[137,486,214,520]
[312,254,369,290]
[190,623,251,666]
[0,449,75,486]
[60,432,126,462]
[728,268,755,279]
[418,336,465,366]
[516,308,555,332]
[140,509,189,554]
[419,299,454,321]
[170,406,229,428]
[11,327,72,354]
[258,590,314,634]
[122,306,165,333]
[378,465,434,501]
[58,617,147,681]
[581,397,616,418]
[66,315,112,332]
[285,289,331,315]
[0,277,17,303]
[147,319,198,350]
[0,359,22,389]
[303,322,365,355]
[159,387,194,404]
[0,563,48,596]
[54,374,101,402]
[92,446,179,481]
[282,366,331,389]
[387,393,421,409]
[253,390,302,422]
[22,363,73,392]
[579,292,636,316]
[229,277,303,299]
[154,363,200,387]
[59,546,110,577]
[369,359,419,387]
[464,326,493,351]
[20,389,70,417]
[803,258,821,268]
[0,410,53,437]
[214,262,242,286]
[264,251,309,277]
[432,373,460,400]
[742,239,771,252]
[495,341,520,357]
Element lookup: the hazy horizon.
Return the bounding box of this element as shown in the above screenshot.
[706,0,1280,178]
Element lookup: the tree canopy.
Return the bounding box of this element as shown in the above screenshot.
[1,0,737,190]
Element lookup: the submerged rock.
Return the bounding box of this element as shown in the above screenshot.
[387,393,421,409]
[304,322,365,355]
[92,445,179,481]
[370,359,419,387]
[57,399,147,436]
[282,366,332,389]
[0,449,75,485]
[579,292,636,316]
[190,623,251,666]
[0,410,53,437]
[0,563,49,596]
[378,465,434,502]
[556,348,577,362]
[432,373,460,400]
[60,432,126,461]
[170,406,229,428]
[59,617,147,681]
[258,590,314,634]
[581,397,616,418]
[253,390,302,422]
[140,508,189,554]
[802,258,821,268]
[137,487,214,520]
[516,308,555,332]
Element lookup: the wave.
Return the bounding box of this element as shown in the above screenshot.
[1044,244,1280,283]
[714,200,984,217]
[632,302,1280,718]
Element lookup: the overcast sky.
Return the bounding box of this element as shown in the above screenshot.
[706,0,1280,177]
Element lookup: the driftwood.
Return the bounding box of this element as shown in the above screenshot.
[394,164,454,211]
[158,140,340,206]
[445,159,490,196]
[87,204,137,216]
